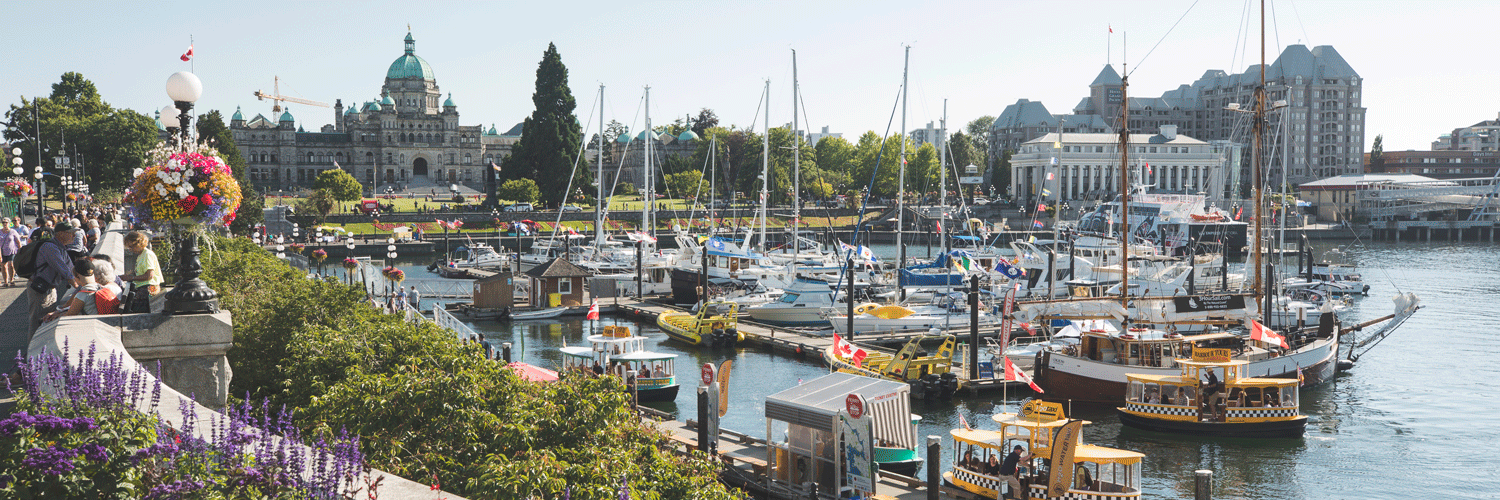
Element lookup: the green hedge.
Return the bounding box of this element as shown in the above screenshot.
[202,237,737,499]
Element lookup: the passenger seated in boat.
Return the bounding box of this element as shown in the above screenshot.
[653,364,667,378]
[1075,465,1095,491]
[987,454,1002,475]
[1146,391,1160,404]
[638,366,651,379]
[591,362,605,375]
[1175,387,1188,406]
[961,450,977,471]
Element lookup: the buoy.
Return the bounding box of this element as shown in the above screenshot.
[796,346,802,354]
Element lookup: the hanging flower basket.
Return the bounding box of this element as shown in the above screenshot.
[381,266,405,283]
[5,180,34,198]
[342,257,359,270]
[311,248,328,263]
[123,147,242,229]
[289,243,306,254]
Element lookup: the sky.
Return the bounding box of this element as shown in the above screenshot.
[4,0,1498,153]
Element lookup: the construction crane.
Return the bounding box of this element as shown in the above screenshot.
[253,76,329,113]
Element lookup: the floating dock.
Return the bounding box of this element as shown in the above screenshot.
[613,298,1030,393]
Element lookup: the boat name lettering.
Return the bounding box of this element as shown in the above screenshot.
[1193,348,1232,363]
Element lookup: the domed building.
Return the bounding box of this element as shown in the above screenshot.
[232,32,499,194]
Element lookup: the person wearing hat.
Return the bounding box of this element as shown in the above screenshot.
[0,218,20,287]
[999,444,1029,500]
[27,222,75,334]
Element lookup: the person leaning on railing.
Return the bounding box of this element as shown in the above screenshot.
[120,231,163,313]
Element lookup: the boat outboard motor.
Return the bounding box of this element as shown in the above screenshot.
[940,372,959,398]
[920,374,941,400]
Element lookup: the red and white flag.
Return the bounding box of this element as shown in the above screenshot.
[450,219,464,229]
[1249,320,1289,349]
[586,299,600,320]
[959,413,972,431]
[180,44,194,62]
[831,333,868,367]
[1005,357,1044,393]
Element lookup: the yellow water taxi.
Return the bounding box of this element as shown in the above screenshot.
[657,300,744,347]
[944,399,1143,500]
[1116,348,1305,438]
[823,334,962,399]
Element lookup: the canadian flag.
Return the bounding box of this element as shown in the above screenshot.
[586,299,599,320]
[832,333,868,368]
[1249,319,1289,349]
[180,44,194,62]
[1005,357,1043,393]
[450,219,464,229]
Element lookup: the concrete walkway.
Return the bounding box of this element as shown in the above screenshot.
[0,283,27,378]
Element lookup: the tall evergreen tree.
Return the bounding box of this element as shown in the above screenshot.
[506,43,586,207]
[5,73,157,195]
[198,110,264,233]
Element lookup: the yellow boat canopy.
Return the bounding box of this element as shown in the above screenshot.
[1074,444,1144,465]
[949,428,1008,448]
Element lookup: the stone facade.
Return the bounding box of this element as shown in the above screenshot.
[1011,125,1227,207]
[231,33,504,194]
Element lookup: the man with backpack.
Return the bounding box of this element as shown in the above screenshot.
[22,222,76,334]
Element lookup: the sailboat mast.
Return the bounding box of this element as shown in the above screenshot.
[898,46,909,252]
[759,80,770,253]
[939,99,947,219]
[1252,0,1266,301]
[596,84,605,247]
[792,50,801,257]
[644,86,654,238]
[1118,66,1131,312]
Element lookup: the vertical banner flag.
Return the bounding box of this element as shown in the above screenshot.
[1047,420,1083,497]
[586,299,600,320]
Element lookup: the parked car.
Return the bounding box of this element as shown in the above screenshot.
[561,205,584,212]
[504,203,534,212]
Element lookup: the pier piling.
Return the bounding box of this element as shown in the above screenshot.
[1195,469,1213,500]
[926,436,941,500]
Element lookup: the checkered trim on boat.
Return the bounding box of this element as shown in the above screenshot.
[1227,407,1298,419]
[1126,402,1196,417]
[952,468,1000,492]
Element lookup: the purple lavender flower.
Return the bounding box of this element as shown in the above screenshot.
[77,443,109,462]
[22,445,77,475]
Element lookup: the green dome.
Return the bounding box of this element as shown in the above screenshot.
[380,91,394,106]
[363,101,381,112]
[231,106,244,121]
[345,105,358,115]
[636,130,656,141]
[279,110,294,122]
[678,130,699,141]
[486,124,499,136]
[443,93,455,107]
[617,133,632,143]
[386,33,435,80]
[154,111,166,131]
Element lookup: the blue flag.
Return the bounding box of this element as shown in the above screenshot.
[1033,220,1045,228]
[994,259,1024,279]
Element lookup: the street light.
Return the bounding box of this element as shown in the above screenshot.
[160,70,219,315]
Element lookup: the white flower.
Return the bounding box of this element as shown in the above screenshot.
[154,184,169,197]
[176,184,193,198]
[157,171,172,184]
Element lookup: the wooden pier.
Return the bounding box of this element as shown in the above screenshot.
[613,299,1030,393]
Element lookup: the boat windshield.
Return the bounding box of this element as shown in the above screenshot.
[778,292,801,304]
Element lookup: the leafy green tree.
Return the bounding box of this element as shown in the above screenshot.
[298,189,337,222]
[313,167,363,204]
[1369,134,1384,172]
[966,115,995,169]
[498,178,540,204]
[616,181,637,197]
[992,148,1014,197]
[663,169,709,200]
[197,110,264,233]
[691,108,719,136]
[906,142,938,198]
[814,136,855,178]
[506,44,586,206]
[4,73,158,194]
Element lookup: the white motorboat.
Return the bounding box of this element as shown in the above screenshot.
[447,242,508,268]
[510,306,568,320]
[744,278,835,327]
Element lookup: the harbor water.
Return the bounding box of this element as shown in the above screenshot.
[388,241,1499,499]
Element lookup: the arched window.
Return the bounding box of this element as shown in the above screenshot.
[463,153,471,165]
[307,153,315,163]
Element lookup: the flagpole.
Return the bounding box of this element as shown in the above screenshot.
[190,34,194,73]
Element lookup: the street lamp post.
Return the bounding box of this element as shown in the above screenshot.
[160,71,219,316]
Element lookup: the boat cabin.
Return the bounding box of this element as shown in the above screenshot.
[1123,354,1299,424]
[764,372,918,498]
[1075,329,1246,368]
[558,326,677,386]
[946,400,1142,500]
